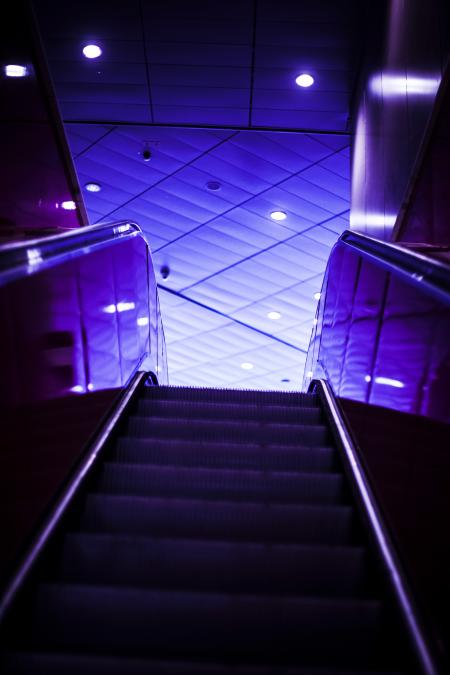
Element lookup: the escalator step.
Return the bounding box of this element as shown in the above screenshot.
[96,463,345,505]
[126,417,329,446]
[136,400,322,424]
[142,387,319,408]
[59,533,369,597]
[27,584,383,666]
[113,438,337,472]
[80,494,357,545]
[1,652,404,675]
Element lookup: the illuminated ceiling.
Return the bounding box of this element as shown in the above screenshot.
[34,0,362,389]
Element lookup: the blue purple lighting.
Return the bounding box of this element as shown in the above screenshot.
[241,362,254,370]
[85,182,101,193]
[270,210,287,221]
[82,44,102,59]
[26,248,43,266]
[103,301,136,314]
[295,73,314,88]
[350,210,397,229]
[374,376,405,388]
[60,200,76,211]
[4,64,28,77]
[369,73,440,98]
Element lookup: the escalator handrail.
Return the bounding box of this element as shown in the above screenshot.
[0,220,143,286]
[0,370,149,623]
[340,230,450,305]
[313,378,440,675]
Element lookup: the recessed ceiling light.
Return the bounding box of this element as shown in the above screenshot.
[85,182,101,193]
[295,73,314,88]
[270,210,287,221]
[5,64,28,78]
[307,370,314,378]
[364,375,372,383]
[82,44,102,59]
[267,311,281,320]
[206,181,221,191]
[314,292,321,300]
[241,362,254,370]
[60,200,76,210]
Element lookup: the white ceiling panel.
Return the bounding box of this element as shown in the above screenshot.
[33,0,358,389]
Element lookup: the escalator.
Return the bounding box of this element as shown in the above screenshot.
[0,381,427,673]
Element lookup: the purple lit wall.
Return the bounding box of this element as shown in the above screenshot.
[350,0,450,240]
[0,3,87,241]
[395,70,450,245]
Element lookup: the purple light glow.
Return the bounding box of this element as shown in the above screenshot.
[295,73,314,88]
[60,200,76,211]
[82,44,102,59]
[369,73,441,98]
[4,64,28,77]
[374,376,405,389]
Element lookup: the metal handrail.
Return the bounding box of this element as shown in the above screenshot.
[0,220,143,287]
[0,370,149,623]
[340,230,450,306]
[312,378,440,675]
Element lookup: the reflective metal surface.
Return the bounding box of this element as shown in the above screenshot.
[0,225,167,581]
[350,0,449,240]
[305,231,450,668]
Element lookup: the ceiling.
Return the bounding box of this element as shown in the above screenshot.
[33,0,362,389]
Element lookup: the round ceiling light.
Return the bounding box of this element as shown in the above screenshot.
[82,44,102,59]
[270,210,287,221]
[85,182,101,193]
[295,73,314,88]
[267,311,281,320]
[241,362,254,370]
[206,181,222,191]
[314,292,321,300]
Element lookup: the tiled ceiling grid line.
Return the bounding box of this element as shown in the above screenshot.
[159,285,308,353]
[33,0,357,388]
[66,126,350,388]
[152,138,348,254]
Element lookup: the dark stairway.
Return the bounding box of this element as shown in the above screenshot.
[1,385,413,673]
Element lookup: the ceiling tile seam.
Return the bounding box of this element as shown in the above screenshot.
[139,0,155,122]
[178,207,350,293]
[153,144,351,254]
[95,130,240,222]
[304,132,349,154]
[191,270,324,319]
[63,120,352,137]
[73,126,116,159]
[248,0,258,127]
[290,167,351,199]
[186,272,324,323]
[158,285,307,354]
